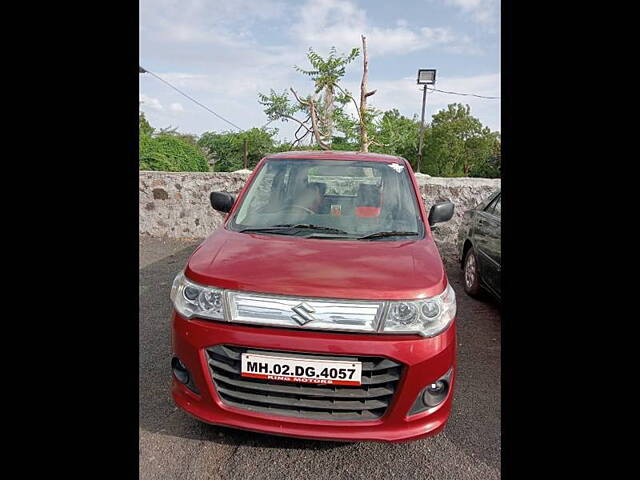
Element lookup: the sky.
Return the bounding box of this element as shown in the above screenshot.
[139,0,500,143]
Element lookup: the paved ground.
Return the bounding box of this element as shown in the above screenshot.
[139,236,501,480]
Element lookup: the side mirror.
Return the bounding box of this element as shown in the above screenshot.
[210,192,235,213]
[428,201,454,226]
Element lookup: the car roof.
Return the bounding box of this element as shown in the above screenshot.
[264,150,406,164]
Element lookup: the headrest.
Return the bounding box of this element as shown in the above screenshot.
[357,183,381,206]
[308,182,327,195]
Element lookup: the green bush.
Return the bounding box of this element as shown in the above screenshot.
[197,128,277,171]
[139,133,209,172]
[469,152,500,178]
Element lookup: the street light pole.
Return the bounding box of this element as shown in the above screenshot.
[416,68,436,174]
[417,85,428,174]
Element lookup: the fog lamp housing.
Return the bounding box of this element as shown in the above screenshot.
[422,379,449,407]
[172,357,190,384]
[172,356,200,394]
[408,367,454,416]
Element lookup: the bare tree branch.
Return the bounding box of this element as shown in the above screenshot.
[280,113,314,135]
[290,88,309,106]
[308,97,330,150]
[359,35,370,152]
[292,116,311,147]
[334,83,364,123]
[291,88,330,150]
[291,128,310,148]
[293,115,311,139]
[370,138,389,148]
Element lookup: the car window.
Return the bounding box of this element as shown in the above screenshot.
[492,197,501,217]
[230,158,423,237]
[485,194,501,217]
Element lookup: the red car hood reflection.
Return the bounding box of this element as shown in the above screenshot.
[185,229,447,301]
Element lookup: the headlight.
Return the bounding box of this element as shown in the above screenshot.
[170,271,225,320]
[382,282,456,337]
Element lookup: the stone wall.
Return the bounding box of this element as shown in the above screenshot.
[416,174,501,260]
[139,170,500,261]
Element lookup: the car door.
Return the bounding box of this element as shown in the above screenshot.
[475,193,501,295]
[484,195,501,296]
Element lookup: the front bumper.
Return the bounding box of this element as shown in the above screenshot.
[171,311,456,442]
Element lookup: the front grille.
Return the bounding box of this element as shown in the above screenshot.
[226,291,384,334]
[205,345,402,421]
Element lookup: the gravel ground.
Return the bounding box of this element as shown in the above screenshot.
[139,236,501,480]
[139,235,203,269]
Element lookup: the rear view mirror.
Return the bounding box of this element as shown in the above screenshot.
[428,201,454,226]
[210,192,235,213]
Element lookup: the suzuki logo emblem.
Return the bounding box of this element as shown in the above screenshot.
[291,302,316,325]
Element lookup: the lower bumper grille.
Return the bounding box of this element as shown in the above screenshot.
[205,345,402,421]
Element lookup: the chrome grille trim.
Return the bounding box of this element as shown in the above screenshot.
[226,290,385,333]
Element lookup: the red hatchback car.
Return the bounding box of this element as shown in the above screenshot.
[170,151,456,442]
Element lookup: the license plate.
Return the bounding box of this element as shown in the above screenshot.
[240,353,362,386]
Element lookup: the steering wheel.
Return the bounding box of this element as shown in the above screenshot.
[274,204,315,215]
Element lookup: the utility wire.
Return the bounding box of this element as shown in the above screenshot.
[425,86,500,99]
[140,66,244,131]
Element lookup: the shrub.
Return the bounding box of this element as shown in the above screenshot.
[139,133,209,172]
[197,128,277,171]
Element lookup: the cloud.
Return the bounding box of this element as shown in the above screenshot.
[141,0,287,47]
[290,0,481,56]
[438,0,499,27]
[169,102,184,112]
[139,93,163,111]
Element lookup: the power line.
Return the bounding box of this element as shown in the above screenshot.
[140,66,244,131]
[426,87,500,100]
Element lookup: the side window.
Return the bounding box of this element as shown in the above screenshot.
[492,197,501,217]
[485,194,501,217]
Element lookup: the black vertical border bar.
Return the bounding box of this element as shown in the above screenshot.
[501,0,512,477]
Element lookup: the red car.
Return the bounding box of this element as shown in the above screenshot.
[170,151,456,442]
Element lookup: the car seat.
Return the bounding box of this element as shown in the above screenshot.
[355,183,382,217]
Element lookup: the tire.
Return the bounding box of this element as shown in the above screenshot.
[463,247,481,296]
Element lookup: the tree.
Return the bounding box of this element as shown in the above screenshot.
[370,109,421,167]
[139,110,154,137]
[469,137,501,178]
[259,44,363,150]
[258,37,386,152]
[155,125,199,146]
[422,103,499,177]
[295,46,359,145]
[357,35,378,152]
[326,36,381,151]
[258,88,327,149]
[198,127,278,172]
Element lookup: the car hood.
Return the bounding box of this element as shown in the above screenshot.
[185,229,447,301]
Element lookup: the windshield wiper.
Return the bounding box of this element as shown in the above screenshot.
[357,231,420,240]
[237,226,298,235]
[271,224,350,234]
[238,224,349,236]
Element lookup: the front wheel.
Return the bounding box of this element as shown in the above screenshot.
[463,248,481,296]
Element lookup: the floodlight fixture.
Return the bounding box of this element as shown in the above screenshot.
[417,69,436,85]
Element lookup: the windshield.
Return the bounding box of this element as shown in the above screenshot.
[229,158,424,239]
